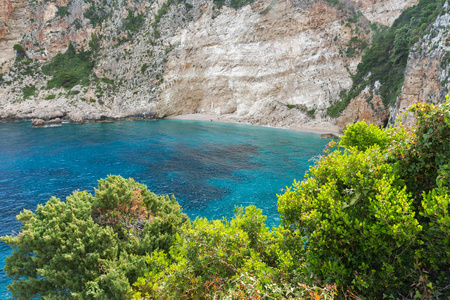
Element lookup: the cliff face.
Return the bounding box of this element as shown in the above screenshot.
[0,0,433,129]
[391,5,450,124]
[158,0,363,127]
[349,0,418,26]
[336,0,449,132]
[0,0,28,72]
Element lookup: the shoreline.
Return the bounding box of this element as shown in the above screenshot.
[165,113,341,136]
[0,113,341,136]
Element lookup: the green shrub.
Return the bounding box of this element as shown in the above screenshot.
[123,9,144,33]
[1,175,188,299]
[84,5,109,27]
[132,206,336,299]
[13,44,26,60]
[278,148,421,297]
[339,120,391,151]
[280,99,450,297]
[92,176,188,254]
[22,85,36,99]
[42,43,94,89]
[56,4,70,18]
[45,94,56,100]
[141,63,149,73]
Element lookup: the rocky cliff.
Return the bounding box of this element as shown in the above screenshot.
[349,0,418,26]
[0,0,28,72]
[337,0,450,131]
[1,0,438,131]
[391,3,450,124]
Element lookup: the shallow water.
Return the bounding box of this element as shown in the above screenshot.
[0,119,330,297]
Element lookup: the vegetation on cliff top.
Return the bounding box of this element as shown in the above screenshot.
[328,0,446,117]
[2,99,450,299]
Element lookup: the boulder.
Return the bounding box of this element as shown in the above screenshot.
[31,118,62,127]
[320,133,339,139]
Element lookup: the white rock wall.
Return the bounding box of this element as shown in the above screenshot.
[158,0,362,125]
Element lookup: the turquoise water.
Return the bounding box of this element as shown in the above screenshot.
[0,119,329,297]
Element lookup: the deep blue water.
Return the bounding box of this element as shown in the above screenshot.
[0,119,329,298]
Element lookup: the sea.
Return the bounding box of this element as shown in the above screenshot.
[0,119,330,298]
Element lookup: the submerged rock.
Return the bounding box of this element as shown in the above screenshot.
[320,133,339,139]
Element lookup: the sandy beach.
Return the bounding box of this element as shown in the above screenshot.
[164,114,341,136]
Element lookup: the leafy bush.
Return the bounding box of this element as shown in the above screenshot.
[42,43,95,89]
[132,206,337,299]
[278,148,421,297]
[1,176,188,299]
[339,120,391,151]
[45,94,56,100]
[13,44,26,61]
[84,5,110,27]
[280,100,450,297]
[141,63,149,74]
[56,4,70,18]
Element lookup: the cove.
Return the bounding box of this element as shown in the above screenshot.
[0,119,330,297]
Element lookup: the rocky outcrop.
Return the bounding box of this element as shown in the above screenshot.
[0,0,28,72]
[390,6,450,124]
[349,0,418,26]
[320,133,339,139]
[0,0,14,40]
[32,117,62,126]
[338,88,389,131]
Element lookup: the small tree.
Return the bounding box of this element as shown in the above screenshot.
[1,176,188,299]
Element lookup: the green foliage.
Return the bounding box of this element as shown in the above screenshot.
[123,9,144,33]
[13,44,26,61]
[388,100,450,201]
[42,43,95,89]
[280,99,450,297]
[228,0,256,10]
[1,176,188,299]
[92,175,188,255]
[45,94,56,100]
[328,0,446,117]
[286,104,316,118]
[141,63,149,74]
[339,120,391,151]
[84,5,109,27]
[22,85,36,100]
[132,206,337,299]
[56,4,70,18]
[89,34,102,56]
[278,149,421,297]
[1,192,119,299]
[345,36,368,58]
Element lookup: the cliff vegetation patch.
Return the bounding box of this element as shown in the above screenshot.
[328,0,446,118]
[42,43,95,90]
